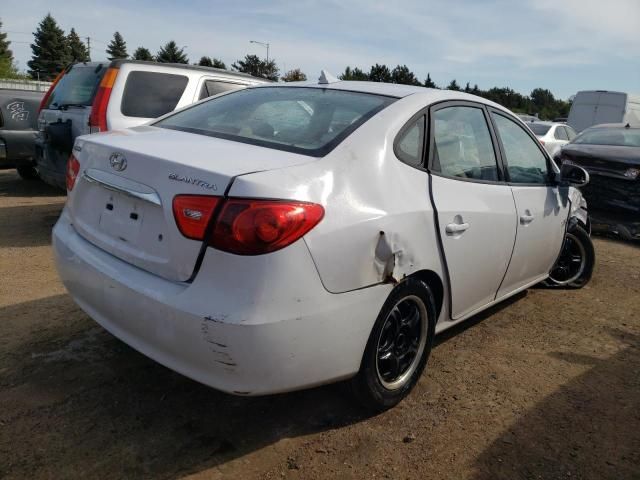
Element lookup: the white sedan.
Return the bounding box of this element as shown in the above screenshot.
[527,121,578,157]
[53,73,594,410]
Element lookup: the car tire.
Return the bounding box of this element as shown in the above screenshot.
[546,225,595,288]
[350,278,436,411]
[16,165,39,180]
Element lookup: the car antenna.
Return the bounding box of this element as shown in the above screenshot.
[625,123,630,128]
[318,70,339,85]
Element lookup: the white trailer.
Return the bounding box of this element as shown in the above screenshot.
[568,90,640,132]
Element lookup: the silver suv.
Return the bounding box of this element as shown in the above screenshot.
[36,60,266,189]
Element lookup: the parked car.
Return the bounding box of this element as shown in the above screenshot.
[568,90,640,133]
[527,121,577,157]
[0,88,43,179]
[555,123,640,240]
[53,75,594,410]
[36,60,267,189]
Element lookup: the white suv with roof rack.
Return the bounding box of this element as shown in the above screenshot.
[35,60,267,189]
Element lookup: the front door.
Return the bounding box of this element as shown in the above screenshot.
[428,103,518,320]
[490,111,570,298]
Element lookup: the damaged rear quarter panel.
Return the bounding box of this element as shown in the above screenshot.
[228,96,446,295]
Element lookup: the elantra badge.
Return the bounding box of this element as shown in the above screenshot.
[109,153,127,172]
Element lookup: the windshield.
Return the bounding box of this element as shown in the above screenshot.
[528,123,551,135]
[45,64,106,109]
[573,127,640,147]
[155,87,396,156]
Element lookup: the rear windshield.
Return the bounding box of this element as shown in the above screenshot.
[574,128,640,147]
[121,71,189,118]
[527,123,551,135]
[155,86,396,156]
[44,64,105,109]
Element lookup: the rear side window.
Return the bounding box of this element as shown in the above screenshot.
[492,113,549,184]
[121,71,188,118]
[554,126,568,140]
[432,106,499,181]
[199,80,245,100]
[565,126,577,140]
[395,116,425,167]
[155,87,395,156]
[44,64,106,109]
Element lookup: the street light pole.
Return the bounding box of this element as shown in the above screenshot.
[249,40,270,63]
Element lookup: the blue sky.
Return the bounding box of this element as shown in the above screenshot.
[3,0,639,99]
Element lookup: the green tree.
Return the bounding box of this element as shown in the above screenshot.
[339,66,368,80]
[28,14,70,80]
[464,82,471,93]
[471,84,480,95]
[198,56,226,69]
[132,47,154,61]
[0,18,13,61]
[423,73,436,88]
[156,41,188,63]
[232,54,278,81]
[446,79,461,91]
[67,28,89,62]
[368,63,391,82]
[106,31,128,60]
[391,64,420,85]
[281,68,307,82]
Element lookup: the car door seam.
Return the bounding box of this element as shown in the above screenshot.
[494,187,520,301]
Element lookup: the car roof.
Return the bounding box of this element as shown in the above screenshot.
[250,79,510,111]
[68,60,265,82]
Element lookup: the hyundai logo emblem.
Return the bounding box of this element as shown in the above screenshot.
[109,153,127,172]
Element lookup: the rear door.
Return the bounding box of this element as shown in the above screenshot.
[428,102,517,320]
[490,110,569,298]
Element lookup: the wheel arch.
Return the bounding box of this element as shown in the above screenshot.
[403,269,444,320]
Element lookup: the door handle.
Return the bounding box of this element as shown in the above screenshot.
[445,222,470,234]
[520,214,535,224]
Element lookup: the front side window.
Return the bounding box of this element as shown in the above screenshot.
[199,80,245,100]
[155,87,395,156]
[492,113,549,184]
[395,116,425,167]
[432,106,498,181]
[121,71,189,118]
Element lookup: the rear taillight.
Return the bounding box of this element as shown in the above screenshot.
[89,67,119,132]
[66,153,80,191]
[38,70,65,113]
[173,195,221,240]
[172,196,325,255]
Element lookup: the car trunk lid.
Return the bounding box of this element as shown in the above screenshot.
[67,125,315,282]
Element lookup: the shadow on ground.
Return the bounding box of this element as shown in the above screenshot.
[0,295,373,479]
[0,203,64,248]
[473,328,640,479]
[0,169,65,198]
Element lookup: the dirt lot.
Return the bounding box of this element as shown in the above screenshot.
[0,168,638,480]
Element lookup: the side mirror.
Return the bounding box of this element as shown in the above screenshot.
[559,162,589,187]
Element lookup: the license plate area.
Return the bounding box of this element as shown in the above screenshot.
[98,192,145,245]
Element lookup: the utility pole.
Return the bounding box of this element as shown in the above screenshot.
[85,36,91,59]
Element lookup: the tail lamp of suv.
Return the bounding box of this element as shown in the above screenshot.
[89,67,119,133]
[173,195,324,255]
[66,153,80,191]
[38,70,65,113]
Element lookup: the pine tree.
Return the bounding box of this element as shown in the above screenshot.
[368,64,391,83]
[391,65,420,85]
[446,79,461,91]
[198,56,226,69]
[106,31,128,60]
[156,41,188,64]
[424,73,436,88]
[28,13,70,80]
[232,54,278,80]
[464,82,471,93]
[339,66,368,81]
[132,47,154,61]
[67,28,89,62]
[0,18,13,61]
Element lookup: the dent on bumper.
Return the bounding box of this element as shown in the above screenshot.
[53,211,389,395]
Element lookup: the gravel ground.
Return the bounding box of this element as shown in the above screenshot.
[0,169,638,480]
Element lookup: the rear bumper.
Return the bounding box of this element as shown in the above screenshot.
[53,209,388,395]
[35,138,67,189]
[0,130,38,168]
